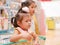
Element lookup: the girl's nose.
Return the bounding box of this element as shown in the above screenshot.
[28,21,31,24]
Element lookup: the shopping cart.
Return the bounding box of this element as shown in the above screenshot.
[0,36,46,45]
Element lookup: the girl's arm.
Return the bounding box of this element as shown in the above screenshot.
[10,29,32,42]
[30,32,39,45]
[10,30,23,42]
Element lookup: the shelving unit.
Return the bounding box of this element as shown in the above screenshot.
[0,0,21,45]
[0,0,19,34]
[0,29,14,35]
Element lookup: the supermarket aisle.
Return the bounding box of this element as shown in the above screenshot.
[45,29,60,45]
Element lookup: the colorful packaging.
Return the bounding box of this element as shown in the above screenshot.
[3,18,8,30]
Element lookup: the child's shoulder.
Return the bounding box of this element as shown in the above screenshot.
[14,27,21,34]
[15,27,25,33]
[28,30,34,35]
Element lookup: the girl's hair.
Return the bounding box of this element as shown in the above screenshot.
[11,12,30,28]
[0,9,4,14]
[21,0,35,7]
[18,0,35,13]
[11,0,35,27]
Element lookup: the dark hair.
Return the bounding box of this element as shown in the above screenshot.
[11,17,19,27]
[18,0,35,13]
[11,12,30,28]
[11,0,34,27]
[21,0,35,7]
[0,9,4,14]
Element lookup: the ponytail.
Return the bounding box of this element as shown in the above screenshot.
[11,17,19,27]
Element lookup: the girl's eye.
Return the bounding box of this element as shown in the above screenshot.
[31,6,34,8]
[25,21,28,22]
[25,19,31,22]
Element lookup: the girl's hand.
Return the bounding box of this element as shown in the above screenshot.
[33,37,40,45]
[21,31,33,40]
[34,42,40,45]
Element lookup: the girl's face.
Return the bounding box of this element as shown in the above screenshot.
[0,1,3,5]
[19,15,31,30]
[29,3,36,16]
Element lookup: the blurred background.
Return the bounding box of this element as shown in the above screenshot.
[40,1,60,45]
[0,0,60,45]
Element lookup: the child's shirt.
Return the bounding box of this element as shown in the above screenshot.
[15,27,33,40]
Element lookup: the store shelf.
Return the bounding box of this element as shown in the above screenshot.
[0,30,8,34]
[0,28,14,35]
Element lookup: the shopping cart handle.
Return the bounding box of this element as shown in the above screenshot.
[1,39,27,45]
[39,36,46,40]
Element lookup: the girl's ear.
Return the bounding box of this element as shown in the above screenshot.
[17,21,21,26]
